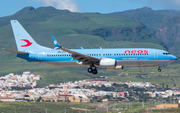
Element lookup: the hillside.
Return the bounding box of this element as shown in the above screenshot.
[0,6,165,47]
[0,6,168,85]
[109,7,180,55]
[155,16,180,54]
[109,7,180,31]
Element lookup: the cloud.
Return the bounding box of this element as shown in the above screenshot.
[36,0,80,12]
[147,0,180,10]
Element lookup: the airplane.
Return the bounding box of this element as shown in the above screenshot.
[3,20,177,74]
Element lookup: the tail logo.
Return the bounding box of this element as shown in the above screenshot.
[54,40,57,44]
[20,39,33,47]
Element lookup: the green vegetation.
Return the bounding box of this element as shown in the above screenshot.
[0,102,101,113]
[109,102,180,113]
[110,7,180,55]
[109,102,151,113]
[110,7,180,31]
[0,101,179,113]
[106,63,180,88]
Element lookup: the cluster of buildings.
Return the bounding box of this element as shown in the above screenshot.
[0,73,131,102]
[49,79,112,88]
[125,81,155,88]
[0,71,40,89]
[0,72,180,104]
[146,90,180,98]
[49,79,155,89]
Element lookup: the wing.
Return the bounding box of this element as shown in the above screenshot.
[51,36,100,65]
[60,47,100,65]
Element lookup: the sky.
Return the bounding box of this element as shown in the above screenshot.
[1,0,180,17]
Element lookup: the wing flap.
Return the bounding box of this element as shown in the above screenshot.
[3,48,28,55]
[60,47,100,65]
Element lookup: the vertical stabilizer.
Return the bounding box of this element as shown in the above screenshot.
[10,20,51,51]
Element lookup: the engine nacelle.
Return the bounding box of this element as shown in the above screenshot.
[99,58,124,70]
[99,58,116,67]
[107,66,124,71]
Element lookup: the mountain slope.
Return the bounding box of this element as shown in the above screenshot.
[155,16,180,54]
[109,7,180,55]
[109,7,180,31]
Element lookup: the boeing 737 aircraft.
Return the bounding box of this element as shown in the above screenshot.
[3,20,177,74]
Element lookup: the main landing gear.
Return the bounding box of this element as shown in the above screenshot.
[87,65,98,74]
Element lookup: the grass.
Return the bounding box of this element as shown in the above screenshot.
[0,102,102,113]
[108,102,152,113]
[109,102,180,113]
[106,63,180,88]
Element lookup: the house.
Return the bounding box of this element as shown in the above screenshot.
[41,94,71,102]
[0,97,15,102]
[118,92,128,97]
[0,97,24,102]
[69,96,91,102]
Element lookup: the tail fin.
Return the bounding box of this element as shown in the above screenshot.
[10,20,51,51]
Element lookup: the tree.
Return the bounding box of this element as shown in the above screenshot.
[36,96,42,102]
[162,83,164,88]
[166,85,168,89]
[174,84,176,87]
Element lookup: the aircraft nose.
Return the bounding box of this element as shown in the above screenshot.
[171,55,177,60]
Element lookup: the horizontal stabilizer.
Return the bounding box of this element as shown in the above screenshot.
[3,48,28,55]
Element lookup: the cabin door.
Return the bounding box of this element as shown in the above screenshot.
[154,51,158,59]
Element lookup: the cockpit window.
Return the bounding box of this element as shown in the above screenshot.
[163,53,170,55]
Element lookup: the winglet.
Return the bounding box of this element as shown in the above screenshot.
[51,35,62,48]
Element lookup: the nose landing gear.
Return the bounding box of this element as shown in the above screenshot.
[158,68,161,72]
[158,64,167,72]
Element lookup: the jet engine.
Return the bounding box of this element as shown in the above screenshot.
[99,58,124,70]
[99,58,116,67]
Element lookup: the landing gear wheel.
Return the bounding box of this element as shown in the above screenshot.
[87,68,92,73]
[92,69,98,74]
[158,69,161,72]
[87,64,98,74]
